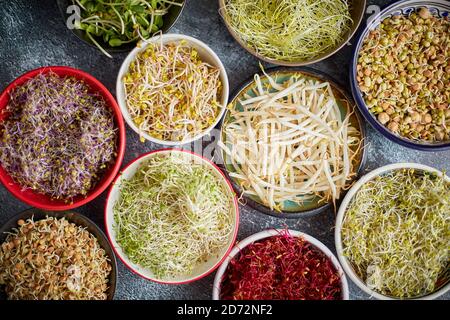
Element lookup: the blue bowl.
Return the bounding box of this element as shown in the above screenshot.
[350,0,450,151]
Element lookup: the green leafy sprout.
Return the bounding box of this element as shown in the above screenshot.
[73,0,184,57]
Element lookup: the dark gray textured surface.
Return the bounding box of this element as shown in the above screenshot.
[0,0,448,300]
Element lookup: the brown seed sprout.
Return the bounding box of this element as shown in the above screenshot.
[357,8,450,143]
[0,217,112,300]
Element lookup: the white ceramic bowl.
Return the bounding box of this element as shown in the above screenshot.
[116,34,229,146]
[335,163,450,300]
[105,149,239,284]
[212,229,350,300]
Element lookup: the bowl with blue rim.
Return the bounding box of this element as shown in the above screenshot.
[350,0,450,151]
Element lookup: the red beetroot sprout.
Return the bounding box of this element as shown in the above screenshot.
[221,231,342,300]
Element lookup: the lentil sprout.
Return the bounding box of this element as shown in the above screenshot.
[341,169,450,298]
[0,217,112,300]
[221,232,343,300]
[357,8,450,143]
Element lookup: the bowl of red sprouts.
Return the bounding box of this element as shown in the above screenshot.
[213,229,349,300]
[0,66,126,210]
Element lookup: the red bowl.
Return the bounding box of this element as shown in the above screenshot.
[0,66,126,211]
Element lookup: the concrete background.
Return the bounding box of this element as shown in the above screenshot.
[0,0,448,300]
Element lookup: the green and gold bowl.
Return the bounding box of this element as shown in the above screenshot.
[218,67,367,218]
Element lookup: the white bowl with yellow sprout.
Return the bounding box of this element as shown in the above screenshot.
[335,163,450,300]
[116,34,229,146]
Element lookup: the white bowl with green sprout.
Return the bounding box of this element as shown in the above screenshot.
[105,149,239,284]
[116,34,229,146]
[335,163,450,300]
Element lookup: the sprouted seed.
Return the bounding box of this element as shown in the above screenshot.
[123,40,223,142]
[219,69,362,212]
[357,8,450,143]
[342,169,450,298]
[0,72,117,201]
[220,231,343,300]
[113,152,234,280]
[74,0,184,58]
[221,0,353,62]
[0,217,112,300]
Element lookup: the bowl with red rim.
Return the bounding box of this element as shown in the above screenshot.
[212,229,350,300]
[104,148,239,284]
[0,66,126,211]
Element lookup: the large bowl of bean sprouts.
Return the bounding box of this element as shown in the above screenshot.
[0,208,117,300]
[218,0,367,66]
